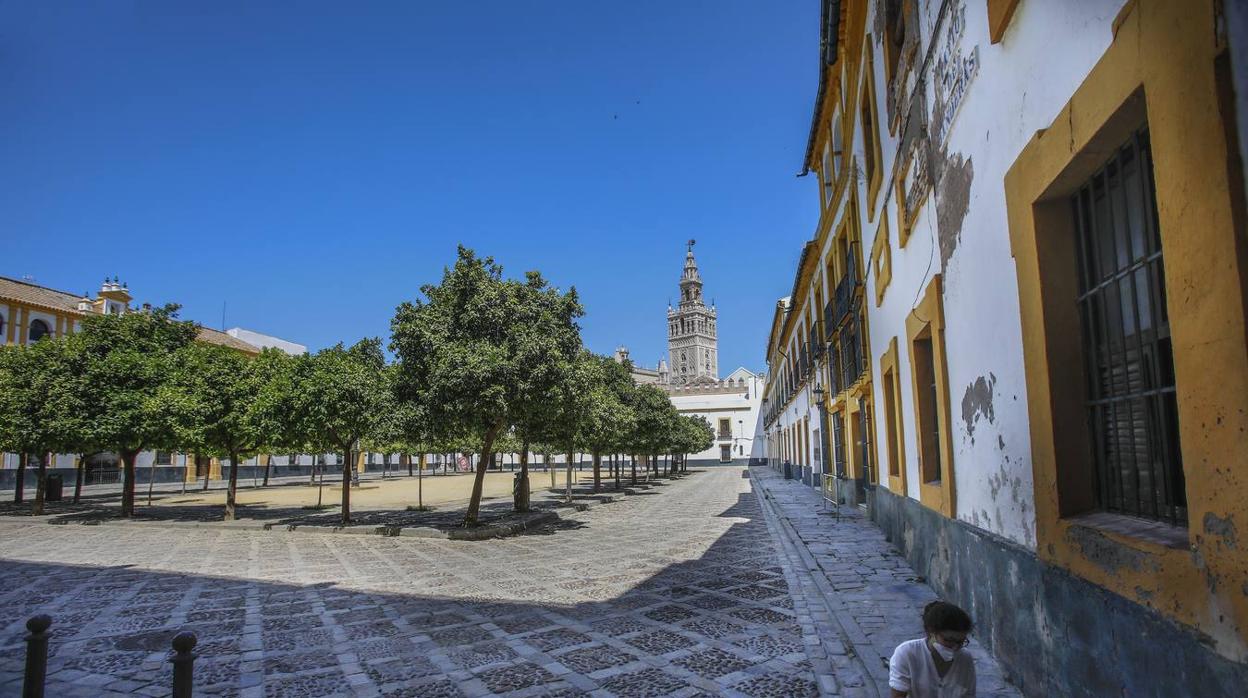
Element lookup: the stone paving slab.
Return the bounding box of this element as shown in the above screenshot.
[0,468,820,697]
[749,467,1021,697]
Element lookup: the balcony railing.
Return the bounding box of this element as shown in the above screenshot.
[839,309,867,389]
[832,243,861,329]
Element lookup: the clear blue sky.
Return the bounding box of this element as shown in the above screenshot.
[2,1,819,372]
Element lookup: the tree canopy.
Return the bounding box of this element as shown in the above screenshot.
[73,305,199,516]
[289,338,390,525]
[391,246,583,525]
[166,344,295,519]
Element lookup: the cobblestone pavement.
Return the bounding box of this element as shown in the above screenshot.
[0,468,821,697]
[0,467,1021,697]
[750,467,1021,697]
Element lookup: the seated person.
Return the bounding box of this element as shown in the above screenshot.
[889,600,976,698]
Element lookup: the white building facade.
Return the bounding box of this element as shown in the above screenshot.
[762,0,1248,694]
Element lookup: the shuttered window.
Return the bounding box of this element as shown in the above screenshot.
[1072,127,1186,525]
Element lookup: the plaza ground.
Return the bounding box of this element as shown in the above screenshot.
[140,469,594,513]
[0,467,1020,697]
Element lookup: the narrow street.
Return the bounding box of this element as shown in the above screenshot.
[0,467,1018,697]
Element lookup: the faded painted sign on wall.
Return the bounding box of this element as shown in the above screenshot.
[931,0,980,146]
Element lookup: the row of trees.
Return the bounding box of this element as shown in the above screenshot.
[0,246,714,526]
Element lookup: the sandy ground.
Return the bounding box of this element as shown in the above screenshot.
[147,468,593,511]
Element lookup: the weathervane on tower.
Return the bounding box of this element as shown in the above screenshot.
[687,239,696,251]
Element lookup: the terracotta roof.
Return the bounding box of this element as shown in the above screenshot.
[2,275,261,354]
[196,327,261,354]
[0,276,86,314]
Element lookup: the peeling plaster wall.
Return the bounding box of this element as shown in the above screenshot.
[863,0,1125,549]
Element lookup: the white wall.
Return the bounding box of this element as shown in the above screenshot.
[669,371,765,462]
[859,0,1125,549]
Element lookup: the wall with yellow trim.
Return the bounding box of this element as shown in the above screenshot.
[1006,0,1248,662]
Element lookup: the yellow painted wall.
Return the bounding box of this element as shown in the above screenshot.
[1005,0,1248,661]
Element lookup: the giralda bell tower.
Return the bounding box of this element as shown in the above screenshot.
[666,240,718,384]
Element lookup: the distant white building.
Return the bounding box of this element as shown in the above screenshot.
[616,243,768,465]
[226,327,307,355]
[667,368,766,465]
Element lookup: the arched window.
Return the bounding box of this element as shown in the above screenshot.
[28,319,50,343]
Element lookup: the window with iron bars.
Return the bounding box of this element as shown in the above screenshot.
[1071,126,1186,526]
[832,411,846,478]
[839,310,865,390]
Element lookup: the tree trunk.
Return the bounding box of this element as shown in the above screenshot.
[120,449,139,517]
[417,454,424,510]
[263,456,272,487]
[203,458,211,491]
[340,447,352,525]
[73,454,85,504]
[565,449,573,503]
[613,453,620,490]
[223,450,240,521]
[465,422,502,526]
[592,451,602,493]
[32,452,48,516]
[630,454,637,485]
[514,440,530,513]
[13,452,26,503]
[383,452,391,478]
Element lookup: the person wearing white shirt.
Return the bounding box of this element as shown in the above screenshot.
[889,600,976,698]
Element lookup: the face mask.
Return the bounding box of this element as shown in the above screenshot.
[930,638,958,662]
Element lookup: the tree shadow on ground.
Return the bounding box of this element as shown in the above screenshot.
[0,484,820,698]
[0,476,689,534]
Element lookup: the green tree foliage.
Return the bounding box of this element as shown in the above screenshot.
[289,338,389,525]
[71,305,199,517]
[0,338,87,514]
[628,383,679,477]
[677,414,714,472]
[391,246,583,525]
[578,353,636,492]
[165,345,296,520]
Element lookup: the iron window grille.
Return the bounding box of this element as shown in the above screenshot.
[832,412,846,478]
[1071,126,1186,526]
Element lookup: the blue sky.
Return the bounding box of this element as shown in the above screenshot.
[1,1,819,372]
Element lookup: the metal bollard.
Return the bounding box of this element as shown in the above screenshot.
[22,614,51,698]
[170,631,197,698]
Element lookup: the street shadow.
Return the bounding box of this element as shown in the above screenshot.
[0,483,819,698]
[0,475,696,536]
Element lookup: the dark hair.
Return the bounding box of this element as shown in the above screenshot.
[922,601,973,634]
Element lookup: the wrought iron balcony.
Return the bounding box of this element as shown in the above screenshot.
[832,243,861,330]
[810,322,825,360]
[838,309,867,390]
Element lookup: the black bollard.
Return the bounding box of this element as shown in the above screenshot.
[170,631,197,698]
[22,614,51,698]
